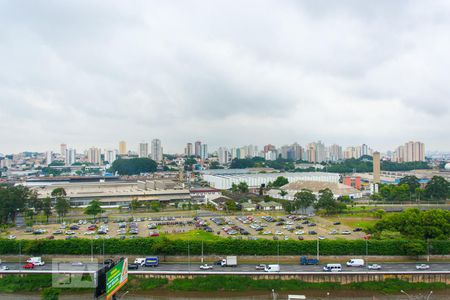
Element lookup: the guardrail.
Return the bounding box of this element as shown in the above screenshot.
[2,270,450,275]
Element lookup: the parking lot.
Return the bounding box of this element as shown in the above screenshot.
[4,212,368,241]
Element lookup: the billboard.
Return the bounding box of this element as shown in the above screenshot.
[106,258,128,300]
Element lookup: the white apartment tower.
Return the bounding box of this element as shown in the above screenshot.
[151,139,163,162]
[139,142,149,158]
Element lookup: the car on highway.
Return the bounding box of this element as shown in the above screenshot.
[71,262,84,266]
[368,264,382,270]
[200,264,213,270]
[255,264,266,270]
[1,265,9,270]
[416,264,430,270]
[128,263,139,270]
[22,263,35,269]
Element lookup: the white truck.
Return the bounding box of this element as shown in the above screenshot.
[27,257,45,266]
[134,258,146,266]
[220,256,237,267]
[264,264,280,272]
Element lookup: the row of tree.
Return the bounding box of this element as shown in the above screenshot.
[372,208,450,240]
[372,176,450,201]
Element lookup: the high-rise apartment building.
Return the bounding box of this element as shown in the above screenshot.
[151,139,163,162]
[328,144,343,162]
[194,141,202,157]
[119,141,127,155]
[104,149,117,164]
[60,144,67,157]
[218,147,230,164]
[87,147,101,165]
[201,144,208,160]
[306,141,326,163]
[263,144,276,153]
[185,143,193,156]
[65,148,76,166]
[46,151,53,166]
[139,142,149,158]
[393,141,425,162]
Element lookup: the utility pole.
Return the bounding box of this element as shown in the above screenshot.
[201,240,204,264]
[188,241,191,271]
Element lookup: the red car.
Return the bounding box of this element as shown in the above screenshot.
[149,232,160,237]
[22,263,34,269]
[88,225,97,231]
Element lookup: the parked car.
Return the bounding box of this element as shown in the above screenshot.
[199,264,213,270]
[70,225,80,230]
[297,236,304,240]
[8,235,16,240]
[353,227,363,232]
[308,230,317,235]
[416,264,430,270]
[333,221,341,225]
[341,230,351,235]
[368,264,382,270]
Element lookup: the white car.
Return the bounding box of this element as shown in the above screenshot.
[318,236,326,240]
[275,231,284,235]
[199,264,213,270]
[263,231,272,235]
[341,230,351,235]
[255,264,266,270]
[1,265,9,270]
[368,264,382,270]
[295,230,304,235]
[416,264,430,270]
[8,235,16,240]
[71,262,84,267]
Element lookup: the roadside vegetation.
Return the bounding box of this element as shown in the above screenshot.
[0,275,447,295]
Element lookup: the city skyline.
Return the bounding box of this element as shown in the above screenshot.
[1,1,450,153]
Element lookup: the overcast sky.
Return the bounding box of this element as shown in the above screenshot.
[1,0,450,154]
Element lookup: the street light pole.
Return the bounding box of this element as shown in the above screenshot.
[426,290,433,300]
[188,241,191,271]
[400,290,412,300]
[317,238,320,261]
[201,240,204,264]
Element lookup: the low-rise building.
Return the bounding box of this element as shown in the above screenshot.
[258,201,283,211]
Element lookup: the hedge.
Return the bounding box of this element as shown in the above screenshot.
[0,238,448,256]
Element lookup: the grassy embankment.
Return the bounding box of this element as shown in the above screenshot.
[0,275,448,294]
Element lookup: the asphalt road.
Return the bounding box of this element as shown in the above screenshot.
[2,261,450,273]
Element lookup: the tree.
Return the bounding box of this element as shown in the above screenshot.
[425,176,450,200]
[231,183,238,193]
[237,182,249,193]
[184,157,197,171]
[110,158,157,175]
[42,197,52,223]
[209,161,223,169]
[144,201,152,212]
[55,197,70,221]
[130,199,141,212]
[294,190,316,214]
[84,200,103,219]
[402,240,426,258]
[0,185,33,224]
[272,176,289,188]
[399,176,420,194]
[314,188,345,215]
[41,287,60,300]
[225,200,239,211]
[279,190,288,197]
[51,188,67,197]
[151,201,160,212]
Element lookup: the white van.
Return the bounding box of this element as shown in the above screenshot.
[346,259,365,267]
[264,264,280,272]
[323,263,342,272]
[27,257,45,266]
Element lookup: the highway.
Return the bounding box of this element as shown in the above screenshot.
[1,261,450,273]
